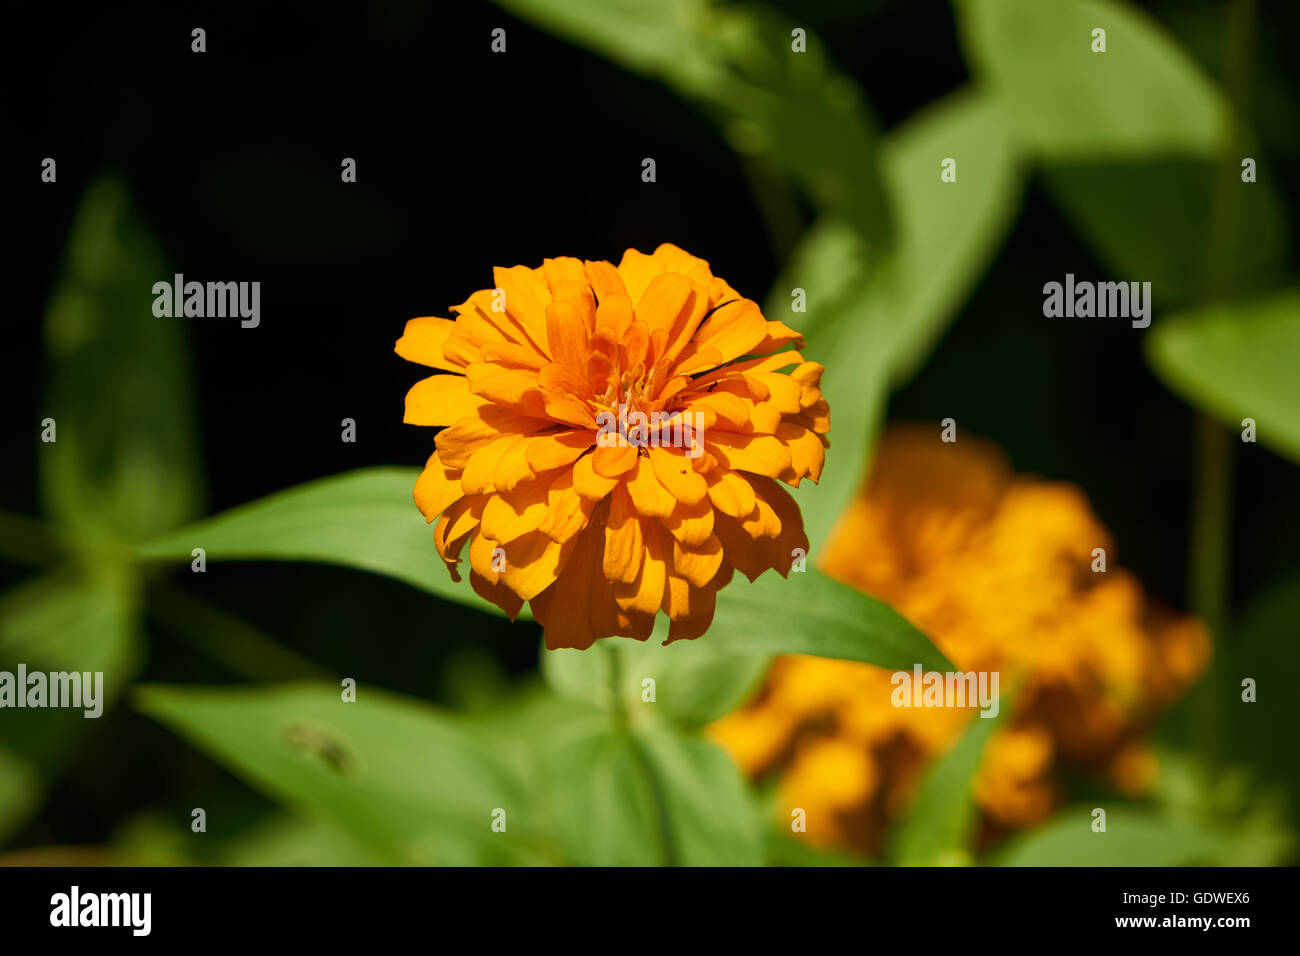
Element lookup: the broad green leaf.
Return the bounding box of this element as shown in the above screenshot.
[538,714,763,867]
[547,569,949,688]
[773,87,1021,547]
[708,570,951,670]
[135,683,545,865]
[479,684,760,866]
[0,568,139,761]
[636,727,764,866]
[955,0,1228,158]
[134,467,515,618]
[536,718,665,865]
[1145,292,1300,463]
[995,806,1228,866]
[494,0,892,250]
[890,704,1004,866]
[41,179,202,547]
[452,678,599,772]
[876,88,1023,383]
[0,567,139,841]
[543,636,770,726]
[1043,160,1288,307]
[134,468,946,674]
[452,681,674,866]
[0,567,138,680]
[222,815,393,867]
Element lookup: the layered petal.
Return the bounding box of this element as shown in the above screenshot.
[397,244,830,648]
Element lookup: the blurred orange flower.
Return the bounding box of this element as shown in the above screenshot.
[709,425,1208,854]
[396,244,829,649]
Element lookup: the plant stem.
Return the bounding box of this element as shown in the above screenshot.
[1186,0,1256,754]
[602,641,679,865]
[1189,414,1232,639]
[1190,0,1257,635]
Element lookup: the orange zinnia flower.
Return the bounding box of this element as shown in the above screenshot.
[709,425,1208,855]
[395,244,829,649]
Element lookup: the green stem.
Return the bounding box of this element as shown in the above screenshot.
[602,642,679,865]
[1186,0,1256,754]
[603,640,627,729]
[1190,0,1257,635]
[1189,416,1232,638]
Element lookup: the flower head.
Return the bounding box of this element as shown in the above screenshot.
[396,244,829,648]
[709,425,1208,854]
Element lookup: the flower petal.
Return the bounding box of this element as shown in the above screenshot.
[603,485,644,584]
[404,374,486,427]
[649,446,708,505]
[413,451,464,522]
[395,316,463,371]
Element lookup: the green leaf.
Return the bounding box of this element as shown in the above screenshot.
[1145,292,1300,463]
[707,568,954,671]
[543,636,770,726]
[710,570,952,671]
[875,88,1024,383]
[536,718,665,865]
[636,727,764,866]
[955,0,1228,158]
[0,567,139,680]
[1043,160,1288,307]
[452,678,599,772]
[890,705,1004,866]
[772,87,1022,547]
[221,815,392,867]
[134,682,545,865]
[995,806,1228,866]
[134,467,516,618]
[0,567,139,841]
[539,716,763,866]
[41,178,202,547]
[134,468,946,674]
[547,569,948,690]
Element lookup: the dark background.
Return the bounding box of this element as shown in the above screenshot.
[4,0,1298,851]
